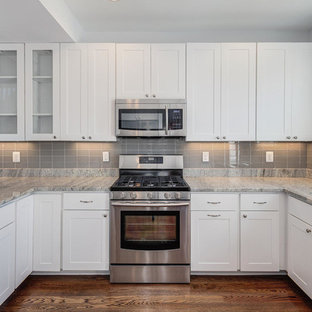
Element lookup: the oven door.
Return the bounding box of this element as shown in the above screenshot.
[110,201,190,264]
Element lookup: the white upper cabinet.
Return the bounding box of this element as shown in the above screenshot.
[257,43,312,141]
[61,44,88,141]
[116,44,150,99]
[221,43,256,141]
[187,43,256,141]
[88,44,116,141]
[151,44,185,99]
[61,43,116,141]
[0,44,24,141]
[25,44,60,141]
[187,43,221,141]
[116,43,186,99]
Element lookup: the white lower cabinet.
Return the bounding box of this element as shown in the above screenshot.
[191,211,238,271]
[288,197,312,299]
[240,211,279,271]
[33,194,62,272]
[15,196,33,288]
[62,210,109,271]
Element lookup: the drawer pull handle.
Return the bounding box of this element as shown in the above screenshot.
[207,201,221,205]
[253,201,267,204]
[243,214,247,218]
[80,200,94,204]
[306,229,312,234]
[207,214,221,217]
[103,214,108,218]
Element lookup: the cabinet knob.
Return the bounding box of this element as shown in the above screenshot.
[223,136,226,140]
[152,94,156,98]
[306,229,311,233]
[89,136,92,140]
[293,136,298,140]
[82,136,85,139]
[216,136,220,140]
[286,136,291,139]
[145,94,149,98]
[53,136,57,139]
[103,214,108,218]
[243,214,247,218]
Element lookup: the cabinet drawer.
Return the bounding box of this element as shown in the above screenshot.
[241,194,280,211]
[288,196,312,226]
[191,193,239,211]
[63,193,109,210]
[0,202,15,230]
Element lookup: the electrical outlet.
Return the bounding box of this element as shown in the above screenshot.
[202,152,210,162]
[102,151,110,162]
[12,152,20,163]
[266,151,274,162]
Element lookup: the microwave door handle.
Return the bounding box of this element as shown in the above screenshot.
[165,105,168,135]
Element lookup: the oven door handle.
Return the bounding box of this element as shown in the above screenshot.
[111,201,190,207]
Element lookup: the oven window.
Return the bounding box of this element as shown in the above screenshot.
[121,211,180,250]
[119,109,166,131]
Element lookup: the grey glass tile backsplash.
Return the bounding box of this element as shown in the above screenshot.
[0,139,308,169]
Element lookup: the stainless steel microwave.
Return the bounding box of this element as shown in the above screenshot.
[116,99,186,137]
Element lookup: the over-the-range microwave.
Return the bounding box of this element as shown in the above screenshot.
[116,99,186,137]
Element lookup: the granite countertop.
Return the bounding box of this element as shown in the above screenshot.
[0,176,117,206]
[1,176,312,207]
[185,176,312,204]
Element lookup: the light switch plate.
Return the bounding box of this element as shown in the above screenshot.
[266,151,274,162]
[103,151,110,162]
[202,152,210,162]
[12,151,20,163]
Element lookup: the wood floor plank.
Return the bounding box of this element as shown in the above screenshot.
[1,275,311,312]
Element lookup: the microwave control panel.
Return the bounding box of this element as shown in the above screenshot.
[168,109,183,130]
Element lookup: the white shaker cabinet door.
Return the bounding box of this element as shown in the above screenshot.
[186,43,221,141]
[116,44,150,99]
[0,223,15,305]
[288,214,312,299]
[257,43,293,141]
[241,211,279,272]
[221,43,256,141]
[191,211,238,271]
[63,210,109,271]
[61,44,88,140]
[15,196,33,288]
[290,43,312,141]
[33,194,62,272]
[151,44,185,99]
[88,43,116,141]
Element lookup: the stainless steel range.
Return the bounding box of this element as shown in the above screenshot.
[110,155,190,283]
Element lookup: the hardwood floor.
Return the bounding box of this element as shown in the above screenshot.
[1,275,312,312]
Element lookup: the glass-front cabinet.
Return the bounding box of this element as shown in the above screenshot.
[0,44,24,141]
[25,44,60,140]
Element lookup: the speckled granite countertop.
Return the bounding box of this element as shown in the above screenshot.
[185,177,312,204]
[0,176,117,206]
[1,176,312,207]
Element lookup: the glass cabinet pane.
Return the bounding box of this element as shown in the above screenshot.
[0,51,18,135]
[32,50,53,134]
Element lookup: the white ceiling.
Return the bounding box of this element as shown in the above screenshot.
[0,0,74,42]
[63,0,312,32]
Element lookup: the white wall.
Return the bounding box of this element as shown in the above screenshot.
[80,29,312,43]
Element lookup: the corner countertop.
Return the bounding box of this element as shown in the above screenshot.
[1,176,312,207]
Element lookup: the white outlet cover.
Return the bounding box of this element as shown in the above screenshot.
[202,152,210,162]
[102,151,110,162]
[266,151,274,162]
[12,151,20,163]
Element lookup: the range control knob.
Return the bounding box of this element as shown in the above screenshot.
[130,192,137,199]
[147,192,153,199]
[120,192,126,199]
[175,193,181,199]
[164,193,170,199]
